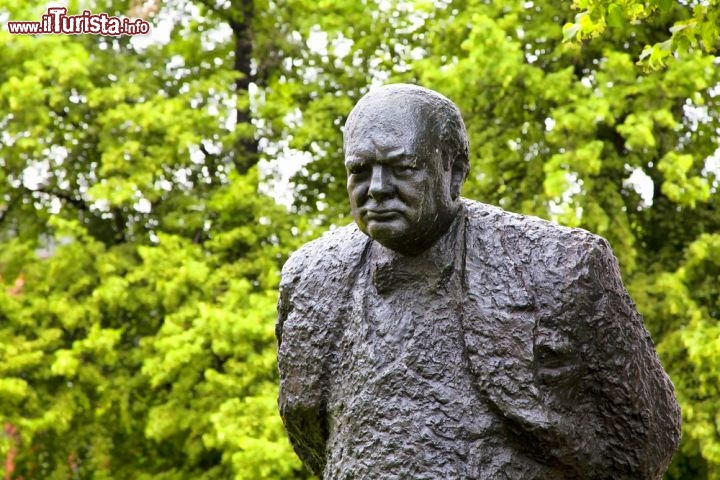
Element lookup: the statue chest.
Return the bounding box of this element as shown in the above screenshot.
[324,266,502,479]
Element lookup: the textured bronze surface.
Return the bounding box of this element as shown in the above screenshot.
[277,84,681,479]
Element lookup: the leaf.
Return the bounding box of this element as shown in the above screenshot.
[607,4,625,29]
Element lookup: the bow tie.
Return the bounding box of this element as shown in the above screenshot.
[371,255,455,295]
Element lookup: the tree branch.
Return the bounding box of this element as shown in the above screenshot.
[27,185,89,211]
[0,206,8,225]
[230,0,259,175]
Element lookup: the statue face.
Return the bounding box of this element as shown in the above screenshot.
[344,102,459,255]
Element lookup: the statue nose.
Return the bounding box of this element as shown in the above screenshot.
[368,165,394,200]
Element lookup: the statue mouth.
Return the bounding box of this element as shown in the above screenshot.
[365,209,402,220]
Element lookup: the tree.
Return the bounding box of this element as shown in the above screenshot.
[1,0,718,478]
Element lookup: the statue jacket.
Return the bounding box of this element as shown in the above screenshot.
[276,199,681,479]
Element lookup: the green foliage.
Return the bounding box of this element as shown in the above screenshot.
[1,0,719,478]
[562,0,720,68]
[646,233,720,479]
[0,1,314,477]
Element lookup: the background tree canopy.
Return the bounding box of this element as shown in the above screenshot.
[0,0,718,478]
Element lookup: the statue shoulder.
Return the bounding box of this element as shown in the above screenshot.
[462,198,612,269]
[277,222,368,346]
[280,222,369,290]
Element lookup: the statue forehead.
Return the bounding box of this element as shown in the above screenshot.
[345,85,443,144]
[347,85,444,123]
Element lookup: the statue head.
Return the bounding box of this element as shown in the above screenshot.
[343,84,470,256]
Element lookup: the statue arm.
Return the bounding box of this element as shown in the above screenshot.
[276,255,329,477]
[519,236,681,478]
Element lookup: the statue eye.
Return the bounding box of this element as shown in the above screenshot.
[395,165,415,174]
[348,164,369,175]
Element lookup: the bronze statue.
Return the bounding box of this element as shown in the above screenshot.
[276,84,681,479]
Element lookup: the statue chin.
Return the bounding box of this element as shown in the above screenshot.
[365,223,400,239]
[360,219,404,246]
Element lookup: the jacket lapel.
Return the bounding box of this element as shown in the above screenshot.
[459,201,541,415]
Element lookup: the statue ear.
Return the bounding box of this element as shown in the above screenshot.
[450,159,465,200]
